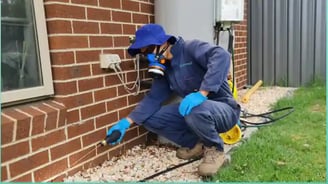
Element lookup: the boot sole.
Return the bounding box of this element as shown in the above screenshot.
[198,155,231,177]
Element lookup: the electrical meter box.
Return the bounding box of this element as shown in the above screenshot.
[216,0,244,22]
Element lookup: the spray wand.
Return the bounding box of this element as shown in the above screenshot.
[59,130,122,178]
[97,130,121,147]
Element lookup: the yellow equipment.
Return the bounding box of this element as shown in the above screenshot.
[228,79,238,100]
[219,78,242,145]
[241,80,263,103]
[219,123,242,145]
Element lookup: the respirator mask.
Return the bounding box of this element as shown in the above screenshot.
[141,45,170,79]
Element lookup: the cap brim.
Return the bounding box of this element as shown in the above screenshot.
[128,35,173,56]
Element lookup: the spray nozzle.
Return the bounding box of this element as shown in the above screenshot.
[98,130,121,146]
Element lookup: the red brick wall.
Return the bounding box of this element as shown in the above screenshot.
[1,0,153,182]
[1,0,248,182]
[233,0,248,89]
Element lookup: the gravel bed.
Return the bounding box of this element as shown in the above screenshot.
[64,86,296,182]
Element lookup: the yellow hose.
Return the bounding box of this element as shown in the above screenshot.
[241,80,263,103]
[228,79,238,100]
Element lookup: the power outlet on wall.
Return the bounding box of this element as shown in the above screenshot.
[100,54,121,69]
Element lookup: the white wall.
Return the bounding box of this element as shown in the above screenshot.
[155,0,215,43]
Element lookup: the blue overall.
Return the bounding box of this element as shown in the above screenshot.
[128,37,241,151]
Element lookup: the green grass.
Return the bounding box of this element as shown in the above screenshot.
[213,82,326,182]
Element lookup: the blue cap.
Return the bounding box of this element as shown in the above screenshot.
[128,24,173,56]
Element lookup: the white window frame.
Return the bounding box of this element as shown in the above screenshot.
[1,0,54,105]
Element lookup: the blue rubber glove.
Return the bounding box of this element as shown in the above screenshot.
[179,92,208,116]
[106,118,130,145]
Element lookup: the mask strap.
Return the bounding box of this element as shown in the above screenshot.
[155,44,170,60]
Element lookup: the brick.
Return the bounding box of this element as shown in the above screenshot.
[1,115,14,144]
[117,85,129,96]
[123,24,136,35]
[50,52,74,65]
[133,13,148,24]
[44,0,68,2]
[3,108,31,140]
[126,71,139,82]
[99,0,121,8]
[32,104,57,131]
[95,112,118,128]
[78,77,104,92]
[66,110,80,124]
[105,74,122,86]
[52,65,91,80]
[113,36,130,47]
[96,140,115,155]
[87,153,108,169]
[52,65,72,81]
[50,139,81,161]
[124,134,147,150]
[54,81,78,96]
[45,4,85,19]
[9,151,49,178]
[118,106,134,119]
[80,103,106,120]
[87,7,111,21]
[76,50,101,63]
[82,129,104,147]
[138,125,148,135]
[12,173,32,182]
[90,36,113,48]
[46,20,72,34]
[71,0,97,5]
[51,174,66,182]
[100,23,122,34]
[49,36,88,50]
[72,21,99,34]
[18,106,46,136]
[67,119,95,139]
[1,141,30,163]
[60,92,93,109]
[69,146,96,168]
[94,87,117,102]
[67,165,83,178]
[141,3,154,14]
[106,97,127,112]
[46,101,67,128]
[102,144,123,159]
[148,15,154,22]
[31,129,66,152]
[122,0,139,12]
[91,63,106,76]
[34,158,68,182]
[128,93,144,105]
[70,65,92,78]
[112,11,131,22]
[122,127,138,142]
[1,166,8,181]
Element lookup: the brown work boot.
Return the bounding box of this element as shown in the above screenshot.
[176,142,204,160]
[198,146,229,176]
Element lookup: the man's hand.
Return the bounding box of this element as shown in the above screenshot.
[179,91,208,116]
[106,118,131,145]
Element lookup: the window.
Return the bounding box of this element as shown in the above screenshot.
[1,0,54,105]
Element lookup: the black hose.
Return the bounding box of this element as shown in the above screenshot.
[138,157,201,182]
[239,106,295,127]
[228,26,235,95]
[138,106,294,181]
